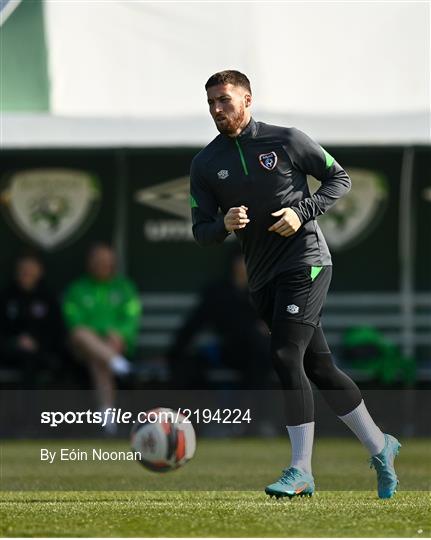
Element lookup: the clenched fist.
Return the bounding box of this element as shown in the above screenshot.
[224,205,250,232]
[268,207,302,237]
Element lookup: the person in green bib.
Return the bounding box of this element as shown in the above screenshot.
[63,243,141,418]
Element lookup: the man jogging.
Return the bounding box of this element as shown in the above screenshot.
[190,69,401,499]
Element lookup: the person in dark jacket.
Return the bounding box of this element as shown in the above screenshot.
[190,69,401,499]
[0,253,66,384]
[167,248,271,389]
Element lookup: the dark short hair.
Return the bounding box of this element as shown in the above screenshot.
[205,70,252,94]
[15,250,43,267]
[87,242,114,258]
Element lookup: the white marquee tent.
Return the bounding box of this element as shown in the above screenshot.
[1,1,430,147]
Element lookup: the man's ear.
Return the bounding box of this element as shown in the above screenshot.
[245,94,252,108]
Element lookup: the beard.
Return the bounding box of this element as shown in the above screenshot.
[214,104,246,135]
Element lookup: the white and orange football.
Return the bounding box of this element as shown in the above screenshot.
[130,407,196,472]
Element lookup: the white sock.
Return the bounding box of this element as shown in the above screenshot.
[287,422,314,474]
[100,407,118,435]
[110,354,131,376]
[338,400,385,455]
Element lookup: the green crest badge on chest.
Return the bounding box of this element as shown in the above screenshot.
[259,151,278,170]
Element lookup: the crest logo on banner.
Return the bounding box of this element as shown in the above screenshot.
[308,169,388,250]
[0,169,101,250]
[259,151,278,171]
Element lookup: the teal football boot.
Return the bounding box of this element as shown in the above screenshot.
[265,467,315,499]
[370,434,401,499]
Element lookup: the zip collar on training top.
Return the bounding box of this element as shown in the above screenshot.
[223,117,258,141]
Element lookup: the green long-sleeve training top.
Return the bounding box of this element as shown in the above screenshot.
[63,275,141,355]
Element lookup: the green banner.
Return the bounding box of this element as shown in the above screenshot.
[0,0,49,111]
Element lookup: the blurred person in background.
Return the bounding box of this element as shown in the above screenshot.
[166,247,271,389]
[63,243,141,420]
[0,252,66,385]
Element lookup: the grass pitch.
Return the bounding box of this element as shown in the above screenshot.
[0,438,430,537]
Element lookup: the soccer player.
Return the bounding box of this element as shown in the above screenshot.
[190,70,401,499]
